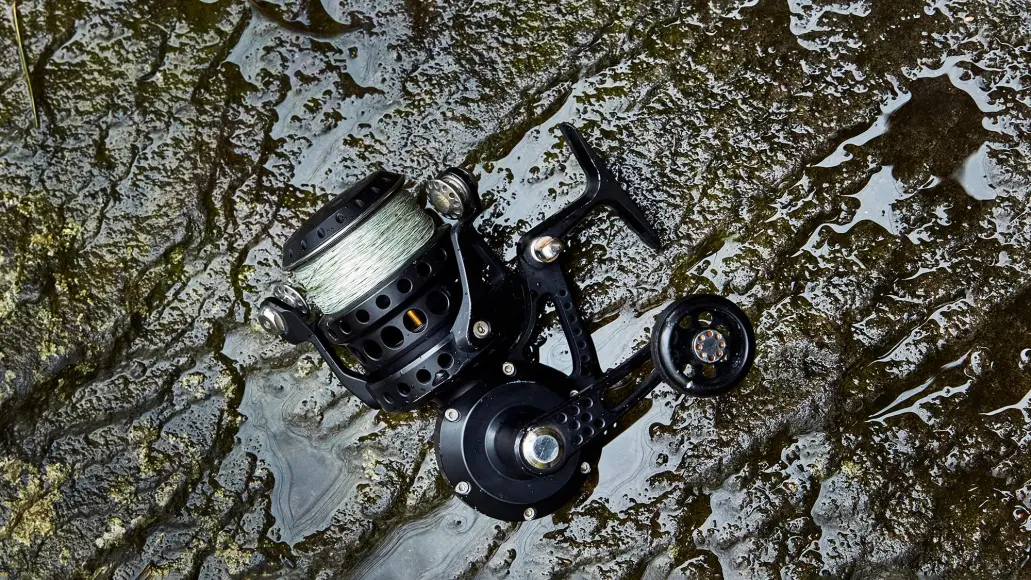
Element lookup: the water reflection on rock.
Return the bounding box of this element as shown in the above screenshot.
[1,0,1030,577]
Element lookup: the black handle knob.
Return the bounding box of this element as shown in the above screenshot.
[650,295,756,397]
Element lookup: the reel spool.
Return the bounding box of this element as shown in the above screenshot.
[258,124,758,521]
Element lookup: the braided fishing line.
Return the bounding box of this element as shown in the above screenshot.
[291,192,434,315]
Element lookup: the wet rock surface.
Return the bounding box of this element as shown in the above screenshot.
[1,0,1030,577]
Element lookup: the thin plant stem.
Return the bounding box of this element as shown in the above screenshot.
[12,0,38,129]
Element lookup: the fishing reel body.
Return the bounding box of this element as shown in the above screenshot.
[258,124,757,522]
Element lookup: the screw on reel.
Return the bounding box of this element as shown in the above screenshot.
[650,295,756,397]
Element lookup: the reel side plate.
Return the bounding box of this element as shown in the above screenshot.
[434,370,600,522]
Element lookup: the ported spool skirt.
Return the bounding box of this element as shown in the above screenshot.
[284,172,435,316]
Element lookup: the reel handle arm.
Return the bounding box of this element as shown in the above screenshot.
[515,346,659,474]
[259,298,381,409]
[511,124,661,383]
[516,295,757,475]
[518,122,661,251]
[509,261,603,387]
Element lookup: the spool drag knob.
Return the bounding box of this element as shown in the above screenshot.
[650,295,756,397]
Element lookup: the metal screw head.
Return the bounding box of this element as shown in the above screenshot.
[258,304,286,335]
[520,427,564,470]
[272,284,310,316]
[426,172,470,219]
[444,408,460,422]
[579,462,591,474]
[693,329,728,363]
[530,236,566,263]
[502,362,516,376]
[472,320,491,339]
[455,481,471,495]
[523,507,536,521]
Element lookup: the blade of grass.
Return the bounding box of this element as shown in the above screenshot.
[11,0,38,128]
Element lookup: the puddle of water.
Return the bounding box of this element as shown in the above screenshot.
[955,142,1000,201]
[352,498,504,580]
[237,363,377,545]
[815,84,911,169]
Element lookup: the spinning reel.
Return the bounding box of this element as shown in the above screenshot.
[258,124,756,522]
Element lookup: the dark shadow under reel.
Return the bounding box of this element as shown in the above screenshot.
[258,123,757,522]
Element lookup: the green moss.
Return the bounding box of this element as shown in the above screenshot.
[0,460,68,546]
[841,459,863,479]
[93,518,126,549]
[215,531,255,576]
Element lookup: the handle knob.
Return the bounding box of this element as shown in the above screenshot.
[650,295,756,397]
